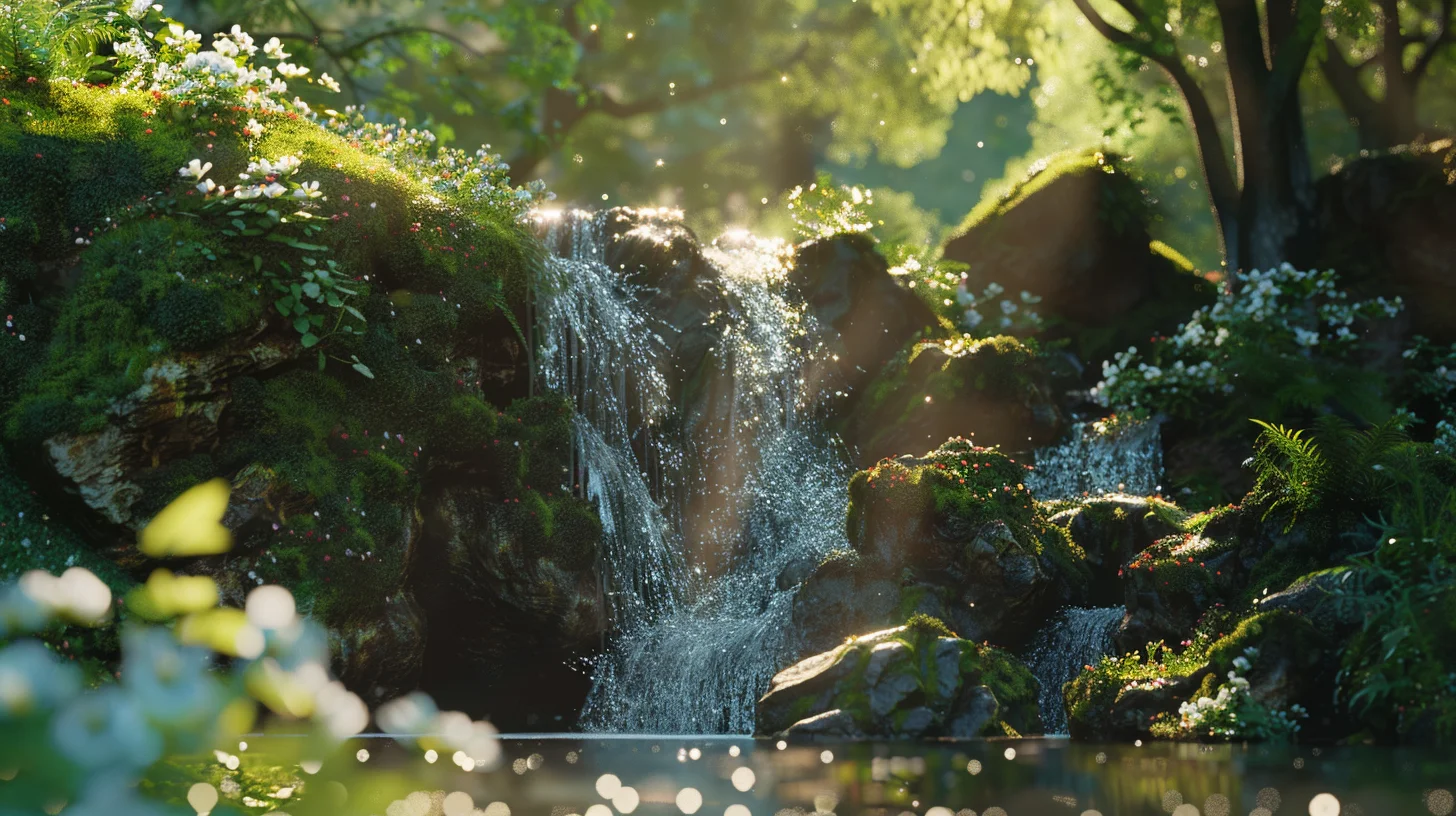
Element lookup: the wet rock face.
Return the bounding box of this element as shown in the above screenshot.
[941,152,1215,371]
[842,336,1063,466]
[43,330,297,528]
[790,233,937,405]
[411,481,603,730]
[755,624,1041,738]
[792,439,1090,656]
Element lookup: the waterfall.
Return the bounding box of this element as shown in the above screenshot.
[1025,420,1163,500]
[536,215,850,733]
[1022,606,1124,735]
[533,210,686,629]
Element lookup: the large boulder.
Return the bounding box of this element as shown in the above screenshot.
[941,151,1215,371]
[790,233,938,406]
[756,620,1041,738]
[791,438,1090,656]
[843,335,1063,464]
[1313,140,1456,343]
[0,84,582,712]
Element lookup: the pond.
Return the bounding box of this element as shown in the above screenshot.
[171,736,1456,816]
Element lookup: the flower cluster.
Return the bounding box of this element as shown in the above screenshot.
[1093,264,1403,416]
[953,280,1044,336]
[322,110,553,216]
[111,11,338,116]
[1173,647,1307,740]
[0,482,498,813]
[180,153,322,202]
[786,175,875,241]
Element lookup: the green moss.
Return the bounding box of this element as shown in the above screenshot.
[951,149,1148,240]
[904,612,956,639]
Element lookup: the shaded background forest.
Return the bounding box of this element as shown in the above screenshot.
[159,0,1456,273]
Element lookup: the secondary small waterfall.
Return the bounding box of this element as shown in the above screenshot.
[1025,420,1163,500]
[1023,606,1124,735]
[535,212,850,733]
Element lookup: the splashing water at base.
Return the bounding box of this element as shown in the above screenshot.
[1023,607,1124,735]
[537,214,849,733]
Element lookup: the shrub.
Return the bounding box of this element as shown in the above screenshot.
[1094,264,1403,424]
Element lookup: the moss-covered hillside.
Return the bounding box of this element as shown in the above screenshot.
[0,82,600,708]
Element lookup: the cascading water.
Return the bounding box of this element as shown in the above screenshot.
[535,213,850,733]
[1025,420,1163,500]
[1022,606,1124,735]
[533,210,686,629]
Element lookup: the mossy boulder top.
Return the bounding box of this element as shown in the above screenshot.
[941,150,1214,369]
[756,621,1041,739]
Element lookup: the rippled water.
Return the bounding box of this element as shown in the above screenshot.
[203,736,1456,816]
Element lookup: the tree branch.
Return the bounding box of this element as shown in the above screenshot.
[1410,0,1456,82]
[1072,0,1242,262]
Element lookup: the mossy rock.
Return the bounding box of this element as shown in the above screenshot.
[845,334,1062,463]
[756,623,1041,738]
[942,149,1215,373]
[1065,610,1332,742]
[832,437,1089,647]
[0,82,563,706]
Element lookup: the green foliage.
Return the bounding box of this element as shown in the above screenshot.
[1248,416,1411,537]
[1337,459,1456,741]
[0,0,141,84]
[1096,266,1404,425]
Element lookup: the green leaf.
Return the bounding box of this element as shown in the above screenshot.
[318,350,327,372]
[231,219,246,231]
[300,332,321,348]
[302,282,321,299]
[275,296,295,315]
[352,361,374,379]
[344,305,366,322]
[326,293,343,308]
[294,317,312,334]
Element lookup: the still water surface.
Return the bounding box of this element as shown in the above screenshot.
[231,736,1456,816]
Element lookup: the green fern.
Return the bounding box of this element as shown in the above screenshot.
[1249,416,1409,535]
[2,0,140,84]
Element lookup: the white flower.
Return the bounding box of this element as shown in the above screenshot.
[178,159,213,180]
[263,37,290,60]
[121,628,222,727]
[165,24,202,49]
[244,118,264,136]
[293,180,321,199]
[126,0,150,17]
[52,687,162,769]
[262,182,288,199]
[196,179,217,195]
[1000,299,1018,315]
[318,72,341,93]
[377,691,439,735]
[276,62,310,79]
[179,50,237,77]
[227,26,257,55]
[212,37,239,57]
[0,640,81,717]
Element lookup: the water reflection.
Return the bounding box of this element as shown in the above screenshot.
[192,737,1456,816]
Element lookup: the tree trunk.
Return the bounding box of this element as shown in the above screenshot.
[1218,0,1320,271]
